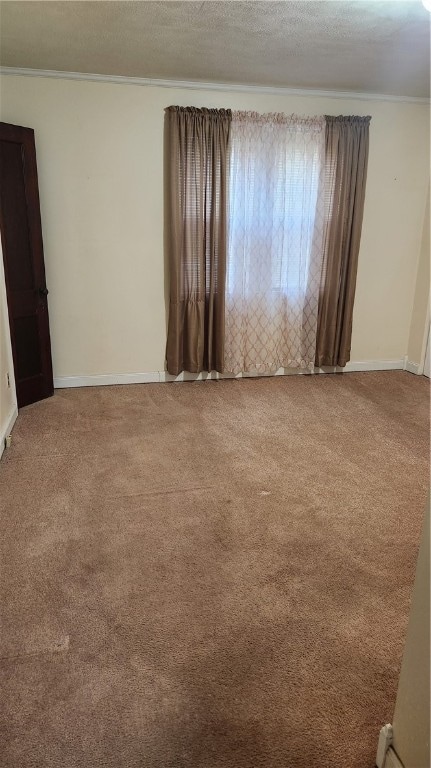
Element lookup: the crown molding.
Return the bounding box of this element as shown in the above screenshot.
[0,66,429,105]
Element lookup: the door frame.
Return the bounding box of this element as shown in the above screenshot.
[418,298,430,376]
[0,240,18,457]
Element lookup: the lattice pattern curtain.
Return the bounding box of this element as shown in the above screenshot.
[225,112,327,374]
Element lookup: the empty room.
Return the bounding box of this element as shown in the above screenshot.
[0,2,429,767]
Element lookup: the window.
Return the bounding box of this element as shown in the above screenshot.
[224,114,326,374]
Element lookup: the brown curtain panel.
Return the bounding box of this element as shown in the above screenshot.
[165,106,231,375]
[315,115,371,368]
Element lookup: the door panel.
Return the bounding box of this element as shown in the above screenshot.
[15,315,43,379]
[0,122,53,407]
[0,141,35,291]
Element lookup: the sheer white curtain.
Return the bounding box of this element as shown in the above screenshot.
[225,112,327,374]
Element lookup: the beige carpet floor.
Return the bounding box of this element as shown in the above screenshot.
[0,371,429,768]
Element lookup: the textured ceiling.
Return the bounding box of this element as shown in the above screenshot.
[0,1,429,97]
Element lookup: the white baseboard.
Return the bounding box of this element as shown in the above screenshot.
[376,725,405,768]
[382,747,404,768]
[323,359,405,373]
[404,359,421,375]
[0,405,18,460]
[376,724,393,768]
[54,359,406,389]
[54,372,160,388]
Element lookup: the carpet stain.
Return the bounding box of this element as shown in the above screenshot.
[1,635,70,661]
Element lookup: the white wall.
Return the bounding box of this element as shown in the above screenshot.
[0,241,17,455]
[0,74,429,379]
[386,497,430,768]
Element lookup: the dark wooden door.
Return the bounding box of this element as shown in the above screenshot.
[0,122,53,408]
